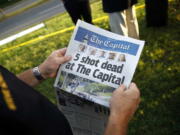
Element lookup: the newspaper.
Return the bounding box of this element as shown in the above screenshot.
[54,20,144,107]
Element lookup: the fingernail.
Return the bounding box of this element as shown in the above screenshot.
[130,82,136,88]
[66,55,72,60]
[120,84,126,90]
[61,48,67,51]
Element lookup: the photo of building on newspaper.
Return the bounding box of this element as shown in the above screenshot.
[57,71,114,107]
[54,20,144,107]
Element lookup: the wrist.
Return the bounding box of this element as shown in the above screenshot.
[109,111,130,126]
[32,66,45,81]
[105,113,129,135]
[38,64,50,79]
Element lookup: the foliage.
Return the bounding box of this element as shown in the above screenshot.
[0,0,180,134]
[129,1,180,134]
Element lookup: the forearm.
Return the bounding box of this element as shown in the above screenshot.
[16,48,71,87]
[105,83,140,135]
[17,69,41,87]
[104,114,129,135]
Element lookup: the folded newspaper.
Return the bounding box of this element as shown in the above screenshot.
[54,20,144,107]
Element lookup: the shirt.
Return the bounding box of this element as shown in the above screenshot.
[0,65,73,135]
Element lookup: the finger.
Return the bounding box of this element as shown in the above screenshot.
[56,48,67,57]
[128,82,140,97]
[57,55,72,65]
[116,84,126,92]
[135,98,141,110]
[129,82,138,90]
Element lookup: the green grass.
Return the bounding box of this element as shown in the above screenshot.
[0,0,180,134]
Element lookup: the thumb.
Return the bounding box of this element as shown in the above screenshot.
[57,55,72,65]
[114,84,126,93]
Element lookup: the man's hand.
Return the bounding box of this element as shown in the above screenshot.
[39,48,72,79]
[110,83,140,122]
[17,48,71,87]
[104,83,140,135]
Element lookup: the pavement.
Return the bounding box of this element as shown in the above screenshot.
[2,0,39,15]
[0,0,65,40]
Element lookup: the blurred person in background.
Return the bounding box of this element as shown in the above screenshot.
[102,0,139,39]
[145,0,168,27]
[61,0,93,24]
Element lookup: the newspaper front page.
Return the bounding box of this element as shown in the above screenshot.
[54,20,144,107]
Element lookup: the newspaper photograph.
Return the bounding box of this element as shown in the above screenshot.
[54,20,145,107]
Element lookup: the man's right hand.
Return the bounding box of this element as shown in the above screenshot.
[104,83,140,135]
[110,82,140,122]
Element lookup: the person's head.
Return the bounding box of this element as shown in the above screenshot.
[108,53,116,60]
[78,44,86,52]
[99,51,106,57]
[90,49,96,56]
[118,54,126,62]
